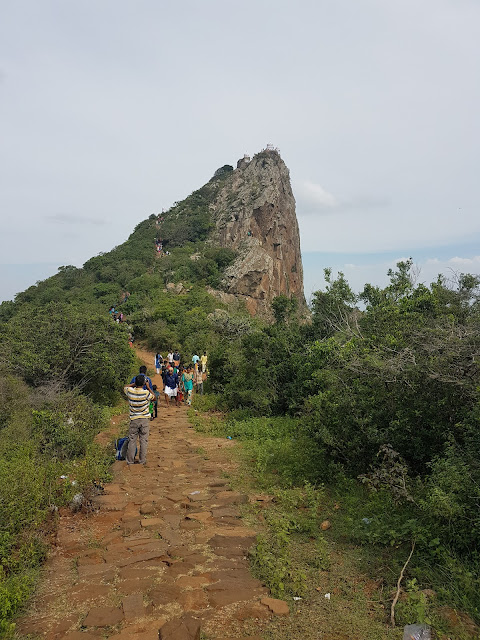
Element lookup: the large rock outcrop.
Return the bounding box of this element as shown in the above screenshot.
[209,149,306,318]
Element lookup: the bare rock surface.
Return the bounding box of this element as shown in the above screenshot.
[209,149,307,319]
[14,347,284,640]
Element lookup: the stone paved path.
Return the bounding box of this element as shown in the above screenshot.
[16,350,284,640]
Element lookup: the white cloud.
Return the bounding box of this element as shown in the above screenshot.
[447,256,480,266]
[295,181,339,210]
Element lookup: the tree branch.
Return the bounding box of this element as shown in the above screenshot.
[391,539,416,627]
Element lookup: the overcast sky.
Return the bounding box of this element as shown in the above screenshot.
[1,0,479,303]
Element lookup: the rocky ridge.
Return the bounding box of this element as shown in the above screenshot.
[208,149,307,318]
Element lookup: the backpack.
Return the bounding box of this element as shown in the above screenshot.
[115,437,132,461]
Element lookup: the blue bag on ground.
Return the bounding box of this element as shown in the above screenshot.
[115,437,130,461]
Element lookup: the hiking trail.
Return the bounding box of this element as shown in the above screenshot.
[16,348,281,640]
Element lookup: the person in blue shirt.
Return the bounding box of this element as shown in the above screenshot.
[163,366,179,406]
[192,353,200,370]
[130,365,154,393]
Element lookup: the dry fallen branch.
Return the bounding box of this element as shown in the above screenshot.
[391,539,416,627]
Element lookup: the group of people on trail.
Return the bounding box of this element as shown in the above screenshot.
[108,307,124,323]
[122,351,208,465]
[107,300,135,345]
[155,350,207,406]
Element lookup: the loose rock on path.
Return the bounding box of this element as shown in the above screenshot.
[16,350,285,640]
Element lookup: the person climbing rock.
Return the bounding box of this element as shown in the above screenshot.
[123,374,155,465]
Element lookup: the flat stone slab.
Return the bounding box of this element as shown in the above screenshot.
[159,614,201,640]
[140,503,156,514]
[180,519,202,531]
[117,577,154,595]
[123,593,145,621]
[206,576,263,591]
[178,589,209,611]
[187,491,209,502]
[208,588,255,607]
[166,492,185,503]
[116,549,169,568]
[176,575,210,589]
[83,606,124,626]
[186,511,212,522]
[141,517,164,528]
[110,619,167,640]
[77,563,116,580]
[70,584,111,604]
[149,584,183,606]
[211,491,248,506]
[208,535,255,552]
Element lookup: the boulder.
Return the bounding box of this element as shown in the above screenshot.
[260,597,289,616]
[83,606,124,626]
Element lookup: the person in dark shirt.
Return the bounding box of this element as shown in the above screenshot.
[163,366,179,406]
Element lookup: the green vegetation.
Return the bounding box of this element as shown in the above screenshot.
[190,260,480,637]
[0,379,114,637]
[0,168,241,636]
[2,150,480,638]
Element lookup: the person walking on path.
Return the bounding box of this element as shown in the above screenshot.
[123,375,154,465]
[200,351,208,374]
[155,353,163,375]
[194,366,203,395]
[181,366,194,405]
[173,350,181,368]
[163,366,179,406]
[167,351,174,365]
[192,353,200,371]
[152,384,160,419]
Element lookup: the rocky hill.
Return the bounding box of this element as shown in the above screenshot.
[208,149,306,318]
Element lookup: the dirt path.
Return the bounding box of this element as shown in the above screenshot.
[17,350,279,640]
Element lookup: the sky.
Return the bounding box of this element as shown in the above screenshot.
[1,0,479,303]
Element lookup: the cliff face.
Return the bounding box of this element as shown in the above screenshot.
[209,150,306,318]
